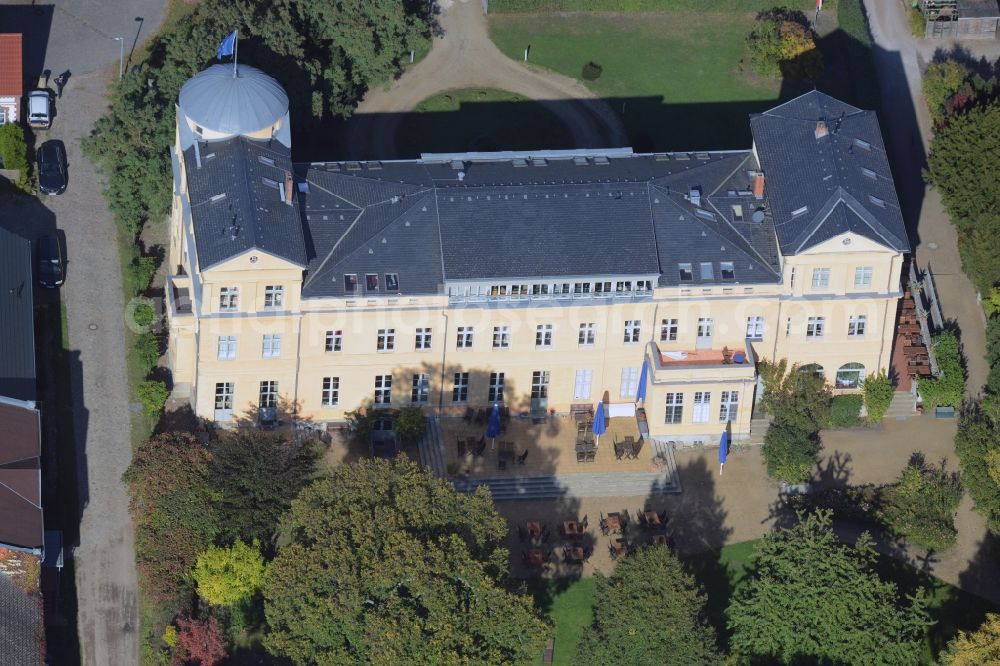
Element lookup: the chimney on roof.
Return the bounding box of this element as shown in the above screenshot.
[752,173,765,200]
[814,120,828,139]
[283,171,294,206]
[689,187,701,207]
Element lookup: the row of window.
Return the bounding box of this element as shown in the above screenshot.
[664,391,741,425]
[216,313,870,361]
[344,272,400,294]
[218,285,284,311]
[790,266,874,291]
[213,365,654,413]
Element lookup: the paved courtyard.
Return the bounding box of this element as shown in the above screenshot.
[496,414,1000,604]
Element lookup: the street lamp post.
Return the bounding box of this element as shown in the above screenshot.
[113,37,124,79]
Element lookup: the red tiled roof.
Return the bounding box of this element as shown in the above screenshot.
[0,34,23,98]
[0,401,42,550]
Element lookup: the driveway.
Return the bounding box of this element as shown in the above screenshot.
[0,1,167,664]
[863,0,1000,392]
[342,0,627,158]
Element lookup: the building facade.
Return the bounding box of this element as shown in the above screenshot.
[166,66,908,445]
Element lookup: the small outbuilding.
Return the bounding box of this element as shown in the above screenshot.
[919,0,1000,39]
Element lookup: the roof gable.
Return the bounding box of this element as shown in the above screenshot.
[751,90,909,255]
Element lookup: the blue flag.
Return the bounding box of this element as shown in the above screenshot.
[217,31,237,59]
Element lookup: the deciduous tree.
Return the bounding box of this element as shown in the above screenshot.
[923,60,973,125]
[174,616,227,666]
[727,510,930,665]
[940,613,1000,665]
[955,412,1000,532]
[880,454,962,551]
[123,433,218,603]
[209,430,320,548]
[577,546,720,664]
[263,456,547,665]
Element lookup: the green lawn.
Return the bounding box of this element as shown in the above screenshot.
[395,88,573,157]
[530,540,998,664]
[488,1,878,151]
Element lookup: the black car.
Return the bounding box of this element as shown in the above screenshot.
[37,140,67,195]
[36,235,64,288]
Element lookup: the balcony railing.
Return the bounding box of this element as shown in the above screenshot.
[448,289,653,305]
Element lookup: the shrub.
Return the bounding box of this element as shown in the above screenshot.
[193,540,266,607]
[134,332,161,376]
[581,61,603,81]
[125,254,157,296]
[917,331,966,409]
[923,60,972,125]
[758,359,832,433]
[137,379,169,417]
[0,122,30,189]
[828,394,863,428]
[955,412,1000,532]
[393,405,427,445]
[862,371,895,423]
[880,454,962,551]
[174,616,227,666]
[762,421,818,484]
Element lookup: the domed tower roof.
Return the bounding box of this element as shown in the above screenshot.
[178,64,288,136]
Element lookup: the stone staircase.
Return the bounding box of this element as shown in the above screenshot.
[884,390,916,420]
[745,415,772,446]
[417,416,447,478]
[451,441,681,501]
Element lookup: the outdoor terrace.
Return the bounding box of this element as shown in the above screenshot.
[646,340,757,382]
[440,413,664,478]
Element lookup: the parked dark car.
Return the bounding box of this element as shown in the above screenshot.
[36,235,64,288]
[37,140,67,195]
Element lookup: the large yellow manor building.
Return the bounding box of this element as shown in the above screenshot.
[165,65,908,445]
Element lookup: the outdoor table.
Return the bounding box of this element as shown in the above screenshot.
[605,513,622,534]
[567,545,585,563]
[526,521,542,539]
[563,520,578,537]
[644,510,661,527]
[527,548,545,568]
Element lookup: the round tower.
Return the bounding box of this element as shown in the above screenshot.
[177,64,290,146]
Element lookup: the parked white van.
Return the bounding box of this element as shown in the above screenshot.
[28,90,51,129]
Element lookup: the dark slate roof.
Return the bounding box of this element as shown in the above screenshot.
[185,137,307,270]
[750,91,910,255]
[0,227,35,402]
[297,151,783,298]
[958,0,1000,18]
[0,401,42,551]
[0,572,44,666]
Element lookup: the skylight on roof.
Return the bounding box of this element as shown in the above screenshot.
[868,195,886,208]
[694,208,715,221]
[861,167,877,180]
[258,155,275,167]
[854,138,872,151]
[791,205,809,217]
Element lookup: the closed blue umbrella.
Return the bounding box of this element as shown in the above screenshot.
[719,430,729,476]
[636,360,649,403]
[486,403,501,450]
[592,401,607,447]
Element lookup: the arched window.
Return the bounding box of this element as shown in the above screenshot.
[836,363,865,389]
[800,363,825,379]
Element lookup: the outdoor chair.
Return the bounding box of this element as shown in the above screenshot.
[614,440,625,460]
[516,449,529,465]
[576,450,586,463]
[580,515,589,531]
[497,458,507,471]
[599,513,609,536]
[585,450,596,463]
[608,544,619,560]
[635,510,647,529]
[630,439,643,458]
[463,407,475,423]
[473,438,487,457]
[620,509,631,526]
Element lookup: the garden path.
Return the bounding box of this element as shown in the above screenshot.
[341,0,627,158]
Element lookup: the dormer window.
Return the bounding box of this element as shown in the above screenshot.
[700,262,714,280]
[365,273,379,292]
[344,274,358,293]
[678,263,693,281]
[385,273,399,291]
[720,262,735,280]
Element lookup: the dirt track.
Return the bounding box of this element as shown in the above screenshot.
[342,0,627,159]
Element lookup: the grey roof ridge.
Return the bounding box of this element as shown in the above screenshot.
[643,184,662,276]
[302,171,365,210]
[303,190,435,290]
[0,476,42,510]
[791,186,903,253]
[756,89,863,120]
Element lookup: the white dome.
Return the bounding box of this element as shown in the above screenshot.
[178,64,288,136]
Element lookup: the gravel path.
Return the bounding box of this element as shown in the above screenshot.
[342,0,627,159]
[0,2,166,664]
